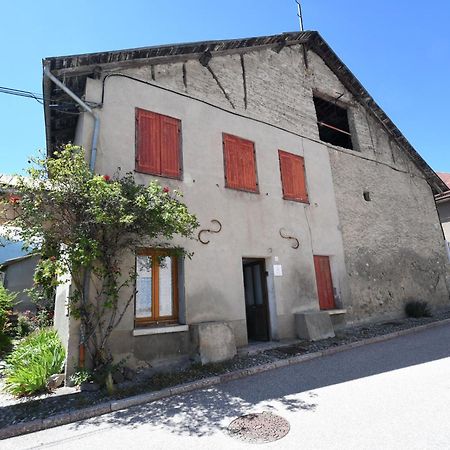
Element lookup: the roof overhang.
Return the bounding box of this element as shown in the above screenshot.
[42,31,448,194]
[436,191,450,204]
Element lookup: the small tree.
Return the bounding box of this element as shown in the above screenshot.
[6,145,198,372]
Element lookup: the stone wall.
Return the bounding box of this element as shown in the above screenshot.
[103,43,449,323]
[65,41,450,373]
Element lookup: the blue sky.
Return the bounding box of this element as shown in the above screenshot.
[1,0,449,174]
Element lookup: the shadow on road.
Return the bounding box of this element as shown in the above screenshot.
[76,389,316,437]
[69,324,450,437]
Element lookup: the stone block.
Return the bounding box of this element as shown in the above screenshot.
[191,321,237,364]
[295,311,335,341]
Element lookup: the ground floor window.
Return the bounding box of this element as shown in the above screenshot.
[135,249,178,325]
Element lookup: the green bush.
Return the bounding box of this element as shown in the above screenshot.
[15,311,37,337]
[0,285,16,352]
[4,328,65,396]
[405,300,432,318]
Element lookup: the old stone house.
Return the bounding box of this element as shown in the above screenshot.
[436,173,450,258]
[42,32,450,374]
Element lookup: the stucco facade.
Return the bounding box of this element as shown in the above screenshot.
[44,32,450,372]
[1,255,39,313]
[436,194,450,258]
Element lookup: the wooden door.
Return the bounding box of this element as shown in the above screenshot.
[243,259,269,341]
[313,255,336,310]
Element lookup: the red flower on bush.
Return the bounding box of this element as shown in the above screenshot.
[163,186,170,193]
[50,256,57,262]
[103,175,110,182]
[9,195,20,205]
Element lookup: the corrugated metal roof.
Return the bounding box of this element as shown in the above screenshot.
[42,31,448,194]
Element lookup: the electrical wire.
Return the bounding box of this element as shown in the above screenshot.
[0,86,44,104]
[0,85,95,114]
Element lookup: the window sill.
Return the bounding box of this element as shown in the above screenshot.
[326,309,347,316]
[134,169,183,181]
[282,196,310,204]
[133,324,189,336]
[225,184,260,194]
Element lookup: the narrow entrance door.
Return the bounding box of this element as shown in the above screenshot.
[243,259,269,341]
[313,255,336,310]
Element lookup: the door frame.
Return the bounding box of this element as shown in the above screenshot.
[242,257,271,341]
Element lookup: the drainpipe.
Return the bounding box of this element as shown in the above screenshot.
[44,66,100,368]
[43,66,100,172]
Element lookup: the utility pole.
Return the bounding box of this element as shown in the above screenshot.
[295,0,304,31]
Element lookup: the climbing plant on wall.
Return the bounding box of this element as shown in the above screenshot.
[4,145,198,374]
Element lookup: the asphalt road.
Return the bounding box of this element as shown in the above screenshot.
[4,323,450,450]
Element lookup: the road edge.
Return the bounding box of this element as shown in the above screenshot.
[2,317,450,440]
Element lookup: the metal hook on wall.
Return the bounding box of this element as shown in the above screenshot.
[198,219,222,244]
[279,228,300,249]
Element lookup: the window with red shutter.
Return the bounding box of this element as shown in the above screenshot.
[136,108,182,179]
[223,133,258,193]
[278,150,308,203]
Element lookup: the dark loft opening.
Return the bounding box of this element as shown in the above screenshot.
[313,96,353,150]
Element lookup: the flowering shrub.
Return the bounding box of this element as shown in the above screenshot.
[6,145,198,372]
[8,195,20,205]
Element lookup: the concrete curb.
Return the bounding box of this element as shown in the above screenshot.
[2,317,450,440]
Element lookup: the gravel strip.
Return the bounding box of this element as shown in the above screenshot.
[1,309,450,430]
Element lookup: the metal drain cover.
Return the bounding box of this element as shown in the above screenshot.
[227,412,290,444]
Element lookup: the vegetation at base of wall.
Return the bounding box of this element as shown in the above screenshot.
[15,309,54,338]
[3,328,65,396]
[69,368,93,386]
[405,300,432,318]
[15,311,37,337]
[2,145,198,374]
[0,285,17,353]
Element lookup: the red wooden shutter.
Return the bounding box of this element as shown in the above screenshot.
[223,134,241,189]
[240,139,257,192]
[160,115,181,178]
[223,134,257,192]
[313,255,335,310]
[136,109,161,175]
[279,150,308,203]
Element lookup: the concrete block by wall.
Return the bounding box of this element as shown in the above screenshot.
[295,311,335,341]
[191,321,237,364]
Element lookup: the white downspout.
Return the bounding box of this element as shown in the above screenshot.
[44,66,100,369]
[43,66,100,172]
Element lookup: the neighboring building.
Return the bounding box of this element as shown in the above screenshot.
[43,32,450,374]
[436,173,450,246]
[0,175,39,313]
[0,254,39,313]
[437,173,450,189]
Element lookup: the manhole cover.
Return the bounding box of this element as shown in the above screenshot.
[227,412,290,444]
